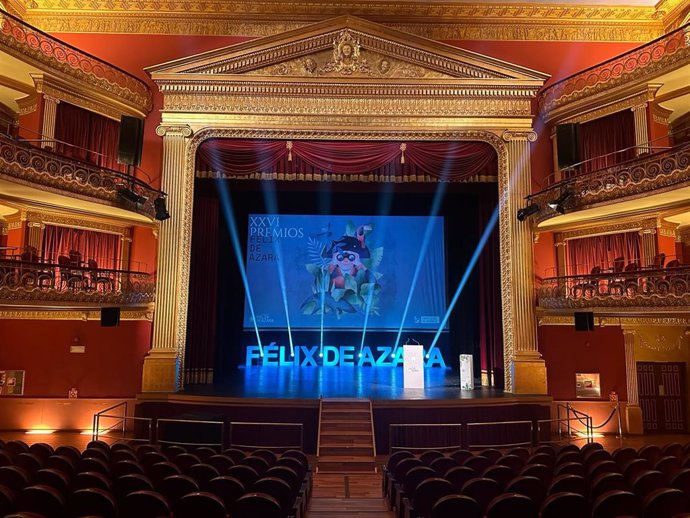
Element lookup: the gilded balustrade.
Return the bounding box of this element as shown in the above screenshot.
[0,258,155,306]
[0,133,159,219]
[537,265,690,310]
[529,142,690,222]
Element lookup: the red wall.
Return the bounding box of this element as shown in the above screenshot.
[539,325,627,401]
[129,226,158,274]
[0,319,151,397]
[657,233,678,263]
[534,231,556,279]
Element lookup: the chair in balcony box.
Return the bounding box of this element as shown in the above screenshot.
[57,255,85,291]
[88,259,115,293]
[68,249,83,267]
[652,253,666,269]
[18,247,52,290]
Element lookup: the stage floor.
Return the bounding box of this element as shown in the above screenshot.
[183,366,513,401]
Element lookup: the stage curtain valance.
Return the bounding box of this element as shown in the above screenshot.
[196,139,497,182]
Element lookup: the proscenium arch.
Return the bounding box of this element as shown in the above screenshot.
[145,16,548,394]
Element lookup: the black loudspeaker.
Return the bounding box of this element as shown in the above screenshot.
[154,197,170,221]
[101,307,121,327]
[574,311,594,332]
[556,123,581,169]
[118,116,144,167]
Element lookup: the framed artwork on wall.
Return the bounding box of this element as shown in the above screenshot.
[576,372,600,399]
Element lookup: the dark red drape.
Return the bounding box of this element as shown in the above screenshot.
[54,101,125,172]
[478,197,503,388]
[41,224,122,270]
[580,109,636,173]
[196,139,497,181]
[566,231,641,276]
[184,197,219,385]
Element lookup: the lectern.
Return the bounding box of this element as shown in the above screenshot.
[403,344,425,389]
[459,354,474,390]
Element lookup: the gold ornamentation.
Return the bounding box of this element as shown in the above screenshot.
[0,11,152,115]
[541,24,689,117]
[17,2,662,42]
[561,91,651,125]
[538,314,690,327]
[0,133,157,219]
[532,143,690,224]
[24,210,131,237]
[636,329,684,351]
[320,30,370,76]
[0,308,153,320]
[560,218,657,241]
[15,95,38,116]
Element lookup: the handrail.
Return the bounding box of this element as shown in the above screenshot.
[0,10,152,105]
[466,420,533,449]
[388,423,462,454]
[156,418,224,450]
[229,421,303,451]
[541,264,690,283]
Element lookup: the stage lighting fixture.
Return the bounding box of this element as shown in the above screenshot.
[547,190,574,214]
[516,203,540,222]
[154,196,170,221]
[117,186,147,206]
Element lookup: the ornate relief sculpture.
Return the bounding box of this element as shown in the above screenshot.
[319,30,371,76]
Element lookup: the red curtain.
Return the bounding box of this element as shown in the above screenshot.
[196,139,497,181]
[41,225,122,270]
[580,110,636,174]
[566,231,641,276]
[54,101,125,172]
[478,196,503,389]
[184,197,219,385]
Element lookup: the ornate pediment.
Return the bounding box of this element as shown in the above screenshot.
[147,16,549,83]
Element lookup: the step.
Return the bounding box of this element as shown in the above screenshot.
[321,410,372,421]
[321,400,371,411]
[320,432,374,446]
[309,498,390,512]
[321,421,372,432]
[317,459,378,473]
[319,445,375,456]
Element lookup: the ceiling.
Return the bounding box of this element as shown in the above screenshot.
[0,52,39,114]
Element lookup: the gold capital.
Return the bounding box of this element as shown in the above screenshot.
[155,124,193,138]
[502,130,537,142]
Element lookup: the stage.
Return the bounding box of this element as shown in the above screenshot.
[136,366,552,453]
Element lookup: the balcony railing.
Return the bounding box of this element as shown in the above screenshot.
[0,258,155,306]
[0,133,160,219]
[537,265,690,310]
[528,142,690,222]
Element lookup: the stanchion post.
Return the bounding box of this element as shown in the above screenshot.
[616,401,623,439]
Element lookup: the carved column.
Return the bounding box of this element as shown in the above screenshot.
[142,124,193,392]
[41,96,60,150]
[631,104,650,156]
[622,328,643,435]
[502,130,547,394]
[555,239,567,277]
[0,216,7,249]
[639,228,657,267]
[26,221,45,252]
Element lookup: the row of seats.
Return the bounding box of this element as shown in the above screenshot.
[0,438,311,518]
[383,441,690,518]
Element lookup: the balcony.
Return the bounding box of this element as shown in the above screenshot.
[528,142,690,226]
[537,264,690,311]
[0,255,154,307]
[0,133,160,220]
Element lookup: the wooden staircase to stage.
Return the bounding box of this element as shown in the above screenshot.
[317,399,377,473]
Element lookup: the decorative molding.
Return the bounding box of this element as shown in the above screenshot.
[25,210,131,237]
[6,220,22,231]
[562,91,651,125]
[32,73,121,122]
[635,328,684,352]
[0,308,154,320]
[15,2,664,42]
[15,94,38,116]
[560,218,656,241]
[540,24,690,121]
[0,11,152,116]
[538,314,690,327]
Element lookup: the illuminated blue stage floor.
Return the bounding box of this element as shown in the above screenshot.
[184,366,509,400]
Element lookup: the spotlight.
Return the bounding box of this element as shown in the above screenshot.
[516,203,540,222]
[154,196,170,221]
[547,190,574,214]
[117,186,146,206]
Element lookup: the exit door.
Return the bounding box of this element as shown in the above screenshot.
[637,362,687,433]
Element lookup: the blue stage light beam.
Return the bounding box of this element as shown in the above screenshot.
[319,266,326,358]
[261,183,295,357]
[215,178,263,356]
[390,182,448,358]
[427,204,499,357]
[359,183,395,357]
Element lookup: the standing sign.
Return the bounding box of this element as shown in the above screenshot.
[0,370,25,395]
[459,355,474,390]
[403,345,425,389]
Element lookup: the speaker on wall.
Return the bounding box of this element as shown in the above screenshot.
[574,311,594,332]
[556,123,581,169]
[118,116,144,167]
[101,307,121,327]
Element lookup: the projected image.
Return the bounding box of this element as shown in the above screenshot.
[244,214,446,330]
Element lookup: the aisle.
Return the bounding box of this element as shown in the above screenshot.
[307,473,393,518]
